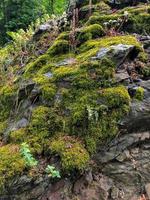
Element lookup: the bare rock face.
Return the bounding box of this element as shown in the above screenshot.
[122,80,150,133]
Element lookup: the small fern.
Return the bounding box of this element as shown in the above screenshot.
[20,143,38,167]
[45,165,61,178]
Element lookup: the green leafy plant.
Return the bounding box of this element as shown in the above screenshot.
[20,143,38,167]
[45,165,61,178]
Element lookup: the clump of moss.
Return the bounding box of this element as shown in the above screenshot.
[87,14,122,26]
[10,128,27,143]
[40,84,57,102]
[125,13,150,34]
[80,35,142,53]
[53,65,79,81]
[141,66,150,78]
[134,87,144,101]
[24,54,50,77]
[0,144,25,192]
[57,32,69,40]
[49,136,90,171]
[85,136,97,154]
[29,106,62,135]
[78,24,105,43]
[0,121,7,139]
[10,106,63,154]
[99,86,131,108]
[71,58,115,89]
[138,51,148,62]
[48,40,69,56]
[0,85,16,121]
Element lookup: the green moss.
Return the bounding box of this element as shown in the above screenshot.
[41,84,57,102]
[125,13,150,34]
[0,144,25,192]
[10,128,27,143]
[29,106,62,135]
[141,66,150,78]
[87,14,122,26]
[48,40,69,56]
[80,1,110,16]
[99,86,131,108]
[9,106,63,154]
[78,24,105,43]
[80,35,142,52]
[50,136,90,171]
[138,52,148,62]
[120,5,149,15]
[72,59,115,89]
[28,106,63,153]
[0,85,16,121]
[134,87,144,101]
[78,35,142,61]
[53,65,79,81]
[0,121,7,138]
[24,54,50,77]
[57,32,69,40]
[85,136,96,154]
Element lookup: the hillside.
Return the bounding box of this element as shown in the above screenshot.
[0,0,150,199]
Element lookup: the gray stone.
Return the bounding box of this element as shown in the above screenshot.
[114,70,130,83]
[92,44,135,67]
[15,118,29,130]
[145,183,150,199]
[44,72,53,78]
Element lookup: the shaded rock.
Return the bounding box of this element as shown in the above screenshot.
[12,118,29,131]
[114,70,130,83]
[18,81,35,101]
[122,80,150,132]
[35,23,51,36]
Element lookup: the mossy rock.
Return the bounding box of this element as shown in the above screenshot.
[78,24,105,43]
[48,40,69,56]
[78,35,142,61]
[87,14,122,26]
[0,85,16,121]
[0,144,25,193]
[124,13,150,34]
[10,106,63,154]
[24,54,50,77]
[49,135,90,171]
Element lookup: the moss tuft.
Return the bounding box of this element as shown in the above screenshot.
[99,86,131,108]
[0,144,25,192]
[48,40,69,56]
[24,54,50,77]
[134,87,144,101]
[50,136,90,171]
[0,85,16,121]
[78,24,105,43]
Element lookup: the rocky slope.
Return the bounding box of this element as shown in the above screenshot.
[0,0,150,199]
